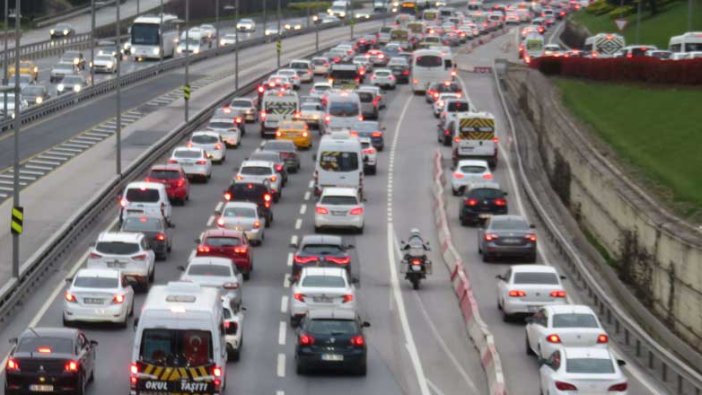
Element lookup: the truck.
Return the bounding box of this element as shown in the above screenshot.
[260,89,299,138]
[451,112,498,168]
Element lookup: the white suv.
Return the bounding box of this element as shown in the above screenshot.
[314,187,364,233]
[87,232,156,291]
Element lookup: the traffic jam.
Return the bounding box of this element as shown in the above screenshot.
[4,2,629,395]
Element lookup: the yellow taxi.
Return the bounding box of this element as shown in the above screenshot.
[9,61,39,81]
[276,120,312,149]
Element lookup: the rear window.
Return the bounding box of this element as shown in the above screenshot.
[312,58,328,65]
[375,70,391,77]
[241,166,272,176]
[301,244,344,255]
[209,121,233,129]
[230,183,267,198]
[188,265,231,276]
[192,134,219,144]
[17,337,74,354]
[321,196,358,205]
[95,241,140,255]
[357,92,373,102]
[415,55,442,67]
[512,272,559,285]
[205,236,242,247]
[262,141,293,151]
[125,188,160,202]
[460,165,487,174]
[328,101,360,117]
[552,313,599,328]
[122,217,162,232]
[566,358,615,374]
[490,218,529,230]
[149,169,180,179]
[74,276,119,288]
[290,62,309,69]
[231,99,251,107]
[314,84,331,92]
[468,188,503,199]
[330,69,358,80]
[301,275,346,288]
[307,319,356,335]
[174,150,201,159]
[447,101,470,112]
[319,151,360,172]
[223,207,257,218]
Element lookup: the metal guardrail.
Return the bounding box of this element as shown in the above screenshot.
[0,33,93,64]
[492,59,702,395]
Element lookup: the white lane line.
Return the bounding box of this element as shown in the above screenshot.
[276,353,286,377]
[20,169,45,175]
[0,174,35,181]
[281,296,289,314]
[299,204,307,215]
[304,191,311,201]
[287,253,293,267]
[38,154,69,161]
[62,142,91,149]
[427,379,447,395]
[278,321,287,345]
[386,93,431,395]
[206,216,214,227]
[308,180,314,189]
[284,274,291,288]
[75,135,104,142]
[52,147,82,153]
[295,218,302,230]
[188,249,196,261]
[25,164,52,171]
[0,193,6,198]
[276,391,284,395]
[215,201,224,212]
[29,159,60,166]
[290,235,298,246]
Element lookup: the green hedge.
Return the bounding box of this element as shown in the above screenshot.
[607,5,635,19]
[587,0,617,16]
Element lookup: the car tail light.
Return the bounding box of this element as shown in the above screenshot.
[275,164,283,172]
[411,258,422,265]
[453,172,464,179]
[167,159,177,164]
[483,173,493,180]
[155,233,166,241]
[65,291,77,303]
[234,246,248,255]
[211,365,222,389]
[217,217,225,227]
[608,383,628,391]
[294,255,318,264]
[196,160,207,165]
[176,178,186,188]
[413,79,419,84]
[342,294,354,303]
[129,363,139,388]
[327,256,350,265]
[235,174,244,181]
[525,234,537,242]
[597,334,609,344]
[253,220,261,229]
[484,233,499,241]
[269,175,277,183]
[112,294,125,304]
[257,85,264,93]
[494,198,507,207]
[6,357,19,371]
[293,293,305,302]
[432,92,439,99]
[132,253,147,261]
[555,381,577,391]
[349,207,364,215]
[350,335,365,347]
[371,131,382,137]
[454,137,461,143]
[197,245,210,253]
[358,114,364,121]
[299,333,315,346]
[215,144,222,150]
[264,194,272,203]
[508,290,526,297]
[88,252,102,259]
[546,334,561,343]
[260,110,267,121]
[403,70,409,76]
[550,290,567,298]
[224,192,232,201]
[65,360,80,373]
[362,148,375,155]
[275,131,282,137]
[465,198,478,206]
[223,282,239,290]
[316,206,329,215]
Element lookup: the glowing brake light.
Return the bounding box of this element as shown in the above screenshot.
[197,245,210,253]
[6,358,19,371]
[453,172,464,179]
[65,360,80,373]
[316,206,329,214]
[350,335,365,346]
[597,334,609,344]
[224,192,232,201]
[549,290,567,298]
[217,217,225,227]
[299,333,314,346]
[484,233,499,241]
[546,334,561,343]
[65,291,77,303]
[508,290,526,297]
[37,347,52,354]
[112,294,125,304]
[349,207,364,215]
[465,198,478,206]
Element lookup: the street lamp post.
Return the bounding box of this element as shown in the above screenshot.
[159,0,163,66]
[3,0,9,85]
[116,0,122,176]
[215,0,220,48]
[277,0,281,68]
[11,0,21,279]
[315,0,319,51]
[235,0,239,90]
[263,0,267,34]
[185,0,190,122]
[90,0,95,86]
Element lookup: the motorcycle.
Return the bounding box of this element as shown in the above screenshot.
[400,240,432,290]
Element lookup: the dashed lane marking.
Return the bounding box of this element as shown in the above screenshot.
[299,204,306,215]
[295,218,302,230]
[278,321,287,345]
[287,253,293,267]
[280,296,289,314]
[276,353,286,377]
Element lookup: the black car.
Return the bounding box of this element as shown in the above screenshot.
[425,81,463,103]
[120,215,172,260]
[459,182,508,226]
[5,327,97,395]
[260,140,300,173]
[295,309,369,376]
[249,150,289,186]
[224,181,274,226]
[387,58,410,84]
[290,235,354,280]
[350,120,385,151]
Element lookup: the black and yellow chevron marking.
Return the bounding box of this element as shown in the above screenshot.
[276,39,282,53]
[459,131,494,140]
[183,84,191,100]
[11,206,22,235]
[143,363,210,381]
[459,117,495,129]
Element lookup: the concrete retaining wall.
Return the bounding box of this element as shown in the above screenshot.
[503,65,702,352]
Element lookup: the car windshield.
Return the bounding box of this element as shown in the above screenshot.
[125,188,160,202]
[302,103,321,111]
[241,166,272,176]
[63,76,83,84]
[459,165,487,174]
[490,218,529,230]
[205,236,242,247]
[174,150,201,158]
[468,188,503,199]
[131,23,160,46]
[415,55,442,67]
[140,329,213,366]
[301,244,344,255]
[54,64,74,71]
[149,169,181,179]
[319,151,359,172]
[231,99,251,108]
[353,121,380,134]
[188,265,231,276]
[447,101,470,112]
[301,275,346,287]
[223,207,257,218]
[96,55,113,62]
[251,153,281,163]
[95,241,140,255]
[552,313,599,328]
[17,337,74,354]
[122,217,162,232]
[512,272,559,285]
[192,134,218,144]
[22,86,44,95]
[566,358,615,374]
[321,196,358,205]
[328,101,359,116]
[307,319,356,335]
[74,276,119,288]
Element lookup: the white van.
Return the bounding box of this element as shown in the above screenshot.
[323,91,362,133]
[119,181,172,225]
[668,31,702,53]
[130,282,227,395]
[314,131,364,197]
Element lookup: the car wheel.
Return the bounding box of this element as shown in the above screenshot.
[75,374,85,395]
[243,270,251,281]
[355,361,367,376]
[357,226,364,235]
[526,335,535,356]
[502,308,511,323]
[118,314,128,329]
[482,253,491,263]
[148,268,155,283]
[296,361,307,375]
[527,252,537,263]
[129,301,134,317]
[62,315,71,327]
[314,225,321,233]
[452,188,459,196]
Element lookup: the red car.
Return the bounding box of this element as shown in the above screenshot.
[196,229,253,280]
[145,164,189,205]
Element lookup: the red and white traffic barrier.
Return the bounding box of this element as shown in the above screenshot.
[432,149,507,395]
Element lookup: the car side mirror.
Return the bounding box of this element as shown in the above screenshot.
[241,306,248,311]
[362,321,371,328]
[289,242,298,249]
[65,277,73,283]
[215,209,222,216]
[133,317,139,330]
[382,126,387,131]
[346,244,355,249]
[530,224,536,229]
[169,222,176,229]
[312,154,317,161]
[177,265,186,272]
[351,277,360,284]
[537,358,549,367]
[9,337,17,345]
[89,242,96,247]
[560,275,567,280]
[194,237,201,243]
[90,340,99,347]
[503,192,508,196]
[495,274,505,281]
[617,359,626,367]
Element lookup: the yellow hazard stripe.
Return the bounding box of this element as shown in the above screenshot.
[11,208,23,221]
[460,132,495,140]
[11,222,22,234]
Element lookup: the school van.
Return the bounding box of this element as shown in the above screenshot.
[130,282,228,395]
[314,131,364,197]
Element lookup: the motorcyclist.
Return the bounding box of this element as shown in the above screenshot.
[402,228,430,261]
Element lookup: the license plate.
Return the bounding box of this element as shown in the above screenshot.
[126,209,143,214]
[83,298,104,304]
[331,211,346,216]
[29,385,54,392]
[478,214,492,219]
[502,238,522,244]
[313,296,333,303]
[321,354,344,361]
[107,261,126,268]
[411,265,422,272]
[527,305,540,312]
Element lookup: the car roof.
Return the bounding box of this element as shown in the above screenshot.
[241,160,274,167]
[74,268,121,279]
[543,304,595,315]
[21,327,78,339]
[300,234,344,245]
[188,256,234,267]
[457,159,489,167]
[174,146,204,153]
[202,228,245,238]
[321,187,359,197]
[125,181,165,190]
[223,201,258,209]
[192,130,219,137]
[561,347,613,360]
[488,214,528,224]
[511,264,557,273]
[300,267,348,277]
[307,308,356,320]
[468,181,501,190]
[97,231,143,242]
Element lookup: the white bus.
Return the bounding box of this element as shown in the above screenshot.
[668,32,702,53]
[130,14,180,60]
[411,48,453,93]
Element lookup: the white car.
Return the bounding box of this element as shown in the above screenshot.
[264,26,280,37]
[289,59,314,83]
[526,304,609,359]
[309,82,332,98]
[276,69,302,90]
[63,268,135,327]
[496,265,568,321]
[199,24,217,40]
[220,33,238,46]
[189,131,226,163]
[299,102,324,129]
[207,117,241,148]
[228,97,258,123]
[359,137,377,175]
[168,147,212,181]
[314,187,364,233]
[284,22,303,31]
[451,159,493,195]
[236,160,282,200]
[86,232,156,291]
[311,56,331,75]
[236,18,256,32]
[222,294,244,361]
[180,256,243,306]
[539,347,629,395]
[217,201,266,245]
[433,92,460,117]
[289,267,356,326]
[91,54,116,73]
[370,68,396,89]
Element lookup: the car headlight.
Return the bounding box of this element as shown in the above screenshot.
[73,58,79,65]
[107,62,114,68]
[63,30,69,35]
[36,96,43,104]
[177,47,182,54]
[152,47,160,55]
[50,29,55,34]
[340,12,346,16]
[123,42,130,49]
[33,66,38,73]
[57,84,65,91]
[73,85,81,92]
[193,48,199,54]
